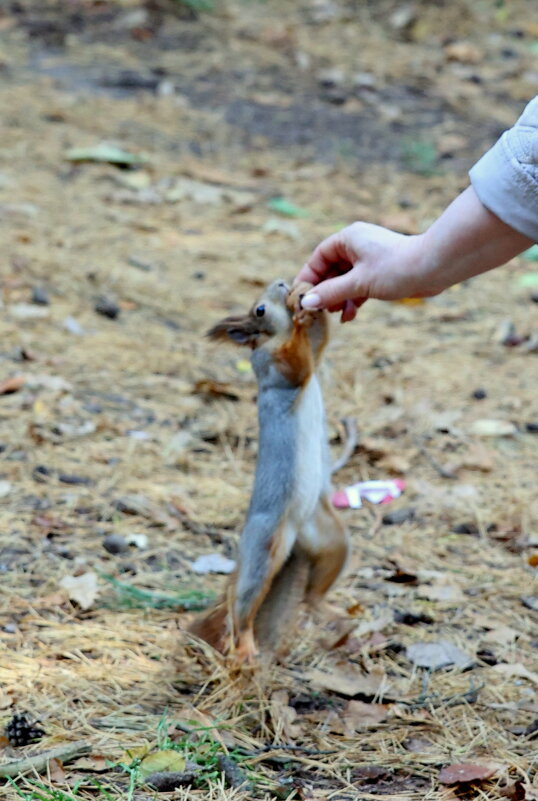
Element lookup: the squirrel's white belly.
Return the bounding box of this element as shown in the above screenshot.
[290,375,328,524]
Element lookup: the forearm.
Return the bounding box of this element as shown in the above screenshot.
[418,185,533,293]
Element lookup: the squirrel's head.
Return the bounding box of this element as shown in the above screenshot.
[207,279,294,349]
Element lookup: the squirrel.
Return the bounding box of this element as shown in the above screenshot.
[189,279,350,663]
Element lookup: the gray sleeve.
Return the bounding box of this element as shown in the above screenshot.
[469,95,538,242]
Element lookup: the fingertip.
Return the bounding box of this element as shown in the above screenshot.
[340,299,357,323]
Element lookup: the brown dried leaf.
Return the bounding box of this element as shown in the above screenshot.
[72,755,109,772]
[492,663,538,685]
[444,41,484,64]
[48,758,66,783]
[0,375,25,395]
[192,379,240,402]
[343,700,389,730]
[270,690,302,741]
[439,761,499,785]
[307,664,388,698]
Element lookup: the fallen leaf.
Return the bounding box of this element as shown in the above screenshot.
[470,419,517,437]
[66,143,148,166]
[139,750,186,781]
[521,247,538,265]
[392,296,426,306]
[307,664,389,697]
[0,691,13,710]
[418,584,464,602]
[59,572,99,610]
[343,700,389,730]
[266,197,309,217]
[193,379,240,402]
[270,690,302,740]
[481,626,518,646]
[235,359,252,373]
[0,376,25,395]
[124,744,151,761]
[72,755,109,772]
[190,553,236,575]
[406,640,472,670]
[444,41,484,64]
[439,761,499,785]
[48,758,66,782]
[492,663,538,685]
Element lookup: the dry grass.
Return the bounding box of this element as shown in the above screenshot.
[1,0,538,798]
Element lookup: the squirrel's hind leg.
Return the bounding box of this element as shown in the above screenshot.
[234,516,295,663]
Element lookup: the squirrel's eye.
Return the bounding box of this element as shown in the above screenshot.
[255,305,265,318]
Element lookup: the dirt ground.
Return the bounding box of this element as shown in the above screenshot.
[0,0,537,799]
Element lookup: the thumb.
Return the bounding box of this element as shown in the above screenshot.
[301,272,362,310]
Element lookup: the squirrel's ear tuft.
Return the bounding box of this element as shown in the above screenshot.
[206,315,260,347]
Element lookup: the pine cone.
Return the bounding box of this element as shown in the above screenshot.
[5,714,46,747]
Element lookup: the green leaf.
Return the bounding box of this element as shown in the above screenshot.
[66,143,148,166]
[516,271,538,288]
[139,750,186,780]
[267,197,310,218]
[522,244,538,262]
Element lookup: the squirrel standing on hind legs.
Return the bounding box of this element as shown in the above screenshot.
[189,279,350,663]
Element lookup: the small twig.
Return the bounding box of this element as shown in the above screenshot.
[331,417,358,474]
[0,740,91,778]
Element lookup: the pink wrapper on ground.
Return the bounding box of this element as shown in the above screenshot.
[331,479,405,509]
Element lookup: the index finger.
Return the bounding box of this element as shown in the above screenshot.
[295,232,349,286]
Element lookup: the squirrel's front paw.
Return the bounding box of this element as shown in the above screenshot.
[287,282,314,313]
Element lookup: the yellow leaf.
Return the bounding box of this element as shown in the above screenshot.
[139,750,186,780]
[235,359,252,373]
[392,297,425,306]
[124,744,151,761]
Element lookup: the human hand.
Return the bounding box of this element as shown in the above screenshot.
[295,222,430,322]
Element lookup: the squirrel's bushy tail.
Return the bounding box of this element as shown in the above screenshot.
[254,547,309,655]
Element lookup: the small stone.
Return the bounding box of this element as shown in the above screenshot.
[317,68,345,87]
[4,622,17,634]
[58,473,92,486]
[31,287,49,305]
[526,422,538,433]
[0,481,12,498]
[388,5,416,31]
[94,297,120,320]
[531,291,538,304]
[382,507,415,525]
[103,534,129,555]
[62,316,85,335]
[472,388,487,400]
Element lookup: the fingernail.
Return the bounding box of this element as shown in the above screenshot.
[301,292,321,309]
